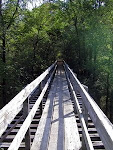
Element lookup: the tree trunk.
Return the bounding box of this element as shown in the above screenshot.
[93,48,97,82]
[110,41,113,122]
[0,0,7,106]
[2,33,7,105]
[105,73,109,117]
[73,17,81,67]
[110,97,113,123]
[2,33,6,63]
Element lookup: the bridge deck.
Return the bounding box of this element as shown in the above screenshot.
[0,64,106,150]
[31,66,81,150]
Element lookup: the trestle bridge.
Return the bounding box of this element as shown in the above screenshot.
[0,61,113,150]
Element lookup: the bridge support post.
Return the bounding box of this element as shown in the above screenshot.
[23,97,31,150]
[82,85,88,126]
[82,102,88,150]
[39,82,43,115]
[82,85,89,150]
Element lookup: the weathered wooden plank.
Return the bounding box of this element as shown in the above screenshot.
[8,67,56,150]
[65,62,113,150]
[56,76,64,150]
[64,66,94,150]
[0,116,23,143]
[8,124,38,128]
[31,118,51,150]
[31,79,57,150]
[63,78,81,150]
[79,133,100,138]
[0,62,56,137]
[56,67,81,149]
[0,135,34,139]
[78,128,97,133]
[48,73,64,150]
[48,118,64,150]
[48,106,59,150]
[92,141,104,147]
[2,128,37,134]
[0,143,25,148]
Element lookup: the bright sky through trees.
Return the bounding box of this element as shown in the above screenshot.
[27,0,65,10]
[27,0,43,10]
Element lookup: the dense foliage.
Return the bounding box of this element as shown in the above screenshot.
[0,0,113,122]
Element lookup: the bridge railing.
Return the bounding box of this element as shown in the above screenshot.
[0,61,57,142]
[64,62,113,150]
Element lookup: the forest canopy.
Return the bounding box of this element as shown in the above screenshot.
[0,0,113,122]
